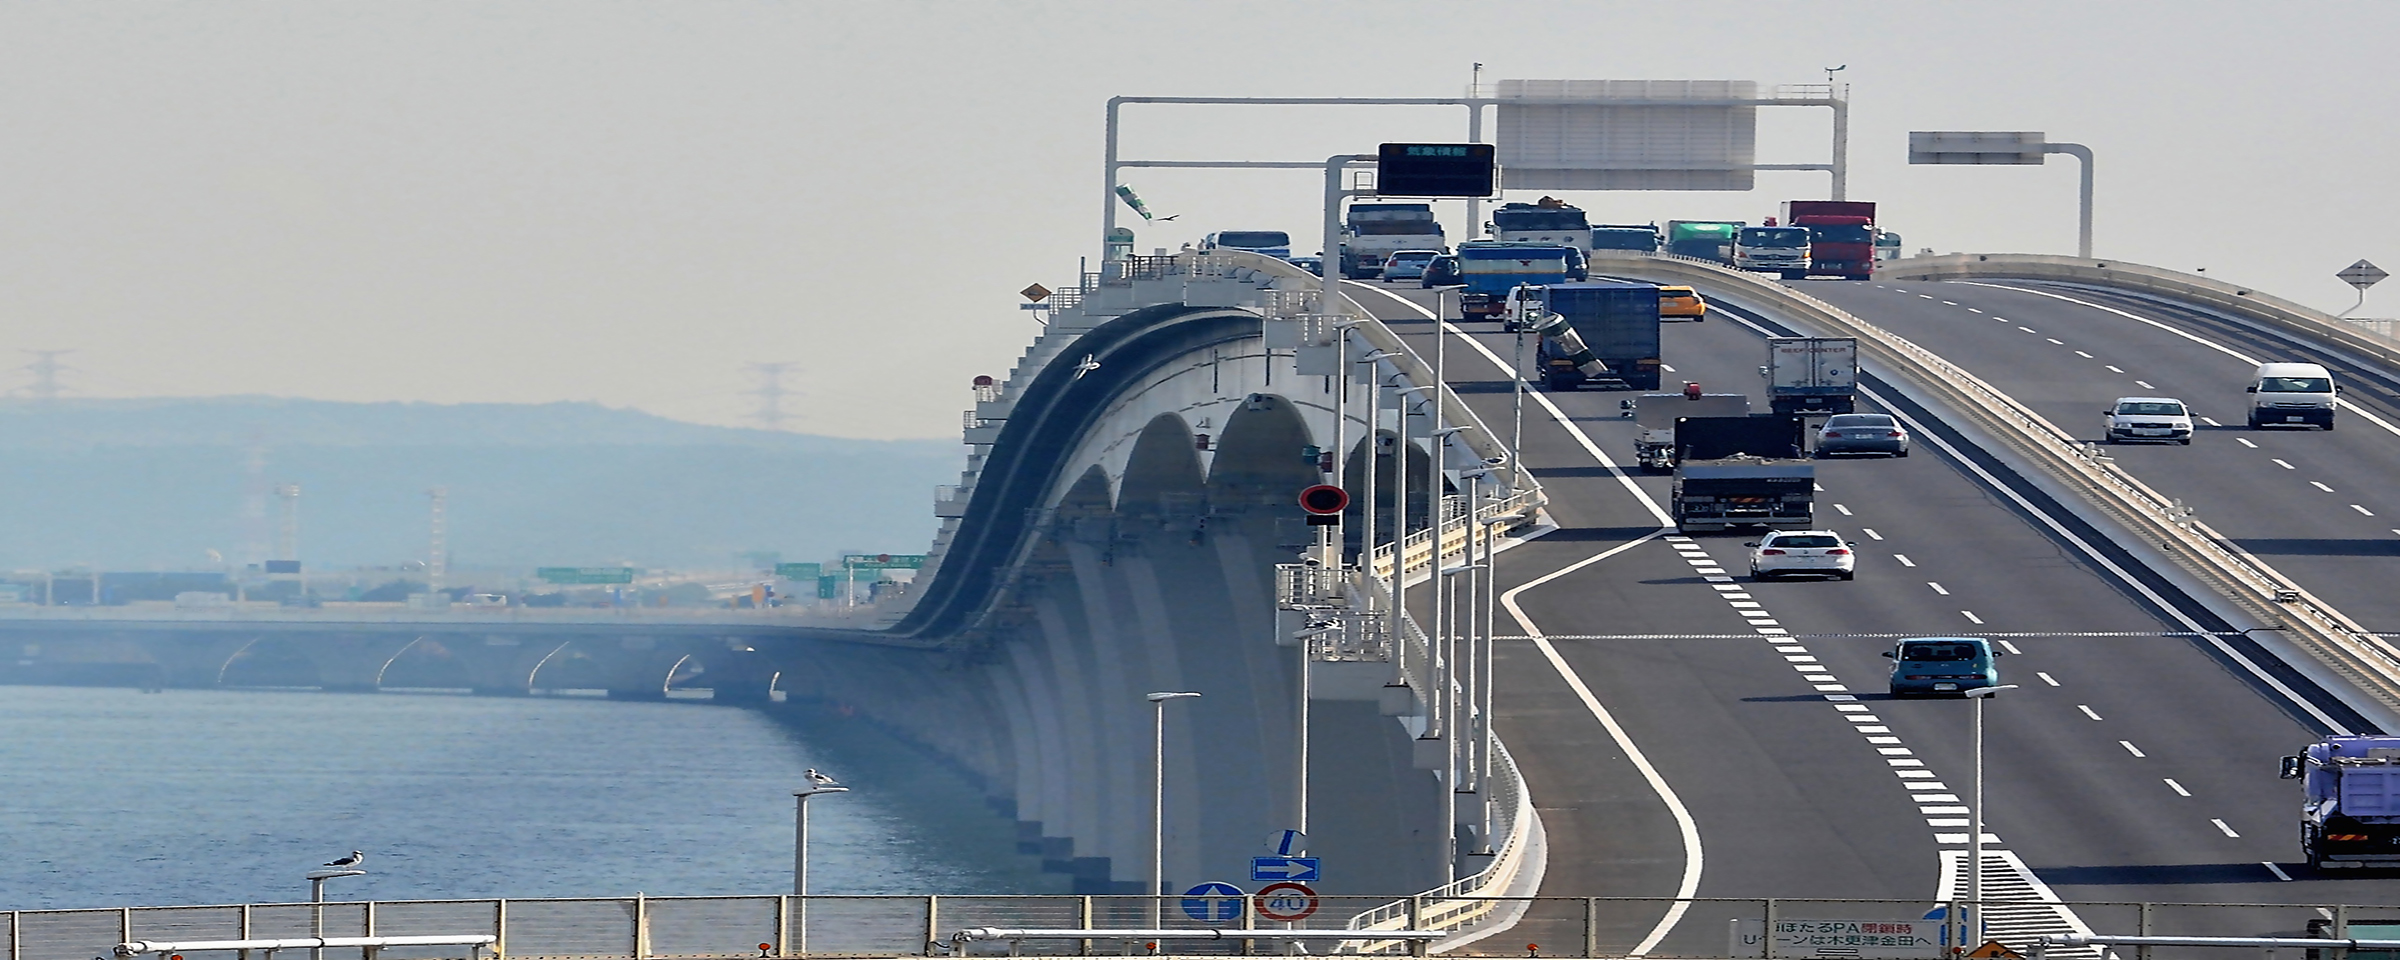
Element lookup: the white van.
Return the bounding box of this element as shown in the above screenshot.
[2247,362,2339,429]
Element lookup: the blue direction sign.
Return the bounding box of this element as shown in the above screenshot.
[1180,882,1245,923]
[1250,856,1321,882]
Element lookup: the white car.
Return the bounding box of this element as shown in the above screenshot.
[1746,530,1856,581]
[2103,396,2194,444]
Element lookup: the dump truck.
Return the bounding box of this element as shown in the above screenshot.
[1763,336,1858,416]
[1631,392,1752,471]
[1780,201,1877,280]
[2283,735,2400,869]
[1670,415,1813,533]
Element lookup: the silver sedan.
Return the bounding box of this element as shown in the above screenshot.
[1815,413,1910,458]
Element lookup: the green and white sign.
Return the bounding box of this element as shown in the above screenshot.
[775,562,823,580]
[843,554,927,570]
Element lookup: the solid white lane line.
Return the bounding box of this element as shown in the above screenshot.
[1863,528,1884,541]
[2355,505,2376,516]
[2213,819,2241,838]
[2273,459,2295,469]
[1834,504,1854,516]
[1997,640,2024,655]
[1962,611,1985,624]
[2312,481,2335,492]
[2077,705,2103,721]
[2264,861,2294,881]
[1361,283,1698,952]
[1895,554,1916,567]
[2037,672,2060,686]
[2164,778,2191,797]
[2121,740,2147,758]
[1928,582,1950,595]
[1963,281,2400,438]
[2236,438,2258,448]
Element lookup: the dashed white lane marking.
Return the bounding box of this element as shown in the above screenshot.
[1660,364,1677,372]
[2164,778,2191,797]
[2120,740,2147,758]
[2135,380,2155,389]
[2201,416,2221,426]
[2311,481,2335,492]
[1834,503,1854,516]
[2354,505,2377,516]
[2212,819,2241,838]
[2018,326,2037,334]
[2105,365,2125,373]
[1895,554,1916,567]
[1862,528,1884,541]
[2046,338,2064,345]
[1962,611,1985,624]
[1918,294,1935,299]
[1814,482,1826,491]
[2272,459,2295,469]
[1927,582,1950,595]
[1968,308,1984,314]
[2037,672,2060,686]
[2264,862,2294,881]
[1941,300,1960,306]
[2077,705,2103,720]
[1997,640,2024,655]
[2074,350,2094,359]
[2236,438,2258,448]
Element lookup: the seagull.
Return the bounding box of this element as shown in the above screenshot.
[804,769,839,786]
[325,850,364,867]
[1072,355,1101,380]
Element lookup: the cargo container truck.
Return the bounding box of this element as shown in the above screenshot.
[1460,243,1573,322]
[1670,416,1812,532]
[1631,393,1753,471]
[1763,337,1858,415]
[1530,281,1663,391]
[1340,203,1447,279]
[1664,221,1743,263]
[1733,225,1812,277]
[2283,736,2400,869]
[1780,201,1877,280]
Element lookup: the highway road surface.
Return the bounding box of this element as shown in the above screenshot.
[1338,277,2398,954]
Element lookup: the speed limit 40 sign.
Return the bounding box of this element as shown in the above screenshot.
[1252,881,1320,922]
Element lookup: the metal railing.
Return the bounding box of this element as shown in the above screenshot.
[24,895,2400,959]
[1367,490,1540,584]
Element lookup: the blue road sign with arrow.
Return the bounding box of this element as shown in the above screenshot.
[1181,882,1245,923]
[1250,856,1321,882]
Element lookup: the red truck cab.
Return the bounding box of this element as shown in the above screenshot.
[1779,201,1876,280]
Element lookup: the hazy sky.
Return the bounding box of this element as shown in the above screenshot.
[2,2,2393,439]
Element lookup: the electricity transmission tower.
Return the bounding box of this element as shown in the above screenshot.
[16,350,72,401]
[746,362,802,430]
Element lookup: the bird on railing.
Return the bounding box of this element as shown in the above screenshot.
[324,850,364,867]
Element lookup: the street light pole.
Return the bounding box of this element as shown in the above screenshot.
[1148,691,1202,926]
[792,781,850,895]
[1963,684,2017,949]
[305,867,366,960]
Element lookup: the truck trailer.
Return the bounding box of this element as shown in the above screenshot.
[1461,243,1573,321]
[1763,337,1859,416]
[1780,201,1877,280]
[1672,457,1815,533]
[1490,199,1592,252]
[2283,736,2400,869]
[1531,281,1664,391]
[1664,221,1742,263]
[1631,393,1752,471]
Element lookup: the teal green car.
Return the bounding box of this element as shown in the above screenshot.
[1885,637,2001,697]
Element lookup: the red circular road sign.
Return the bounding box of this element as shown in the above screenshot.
[1297,485,1349,516]
[1252,882,1320,922]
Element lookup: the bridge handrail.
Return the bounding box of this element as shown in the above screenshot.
[1592,250,2400,715]
[1343,735,1537,948]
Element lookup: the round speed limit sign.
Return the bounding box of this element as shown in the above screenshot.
[1252,881,1320,922]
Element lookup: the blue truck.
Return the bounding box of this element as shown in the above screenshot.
[1459,242,1574,323]
[1530,281,1664,391]
[2284,735,2400,869]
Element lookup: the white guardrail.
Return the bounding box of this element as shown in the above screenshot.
[1593,250,2400,716]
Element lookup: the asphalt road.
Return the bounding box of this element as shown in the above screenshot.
[1334,277,2400,953]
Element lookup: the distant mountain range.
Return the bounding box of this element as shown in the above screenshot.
[0,397,964,572]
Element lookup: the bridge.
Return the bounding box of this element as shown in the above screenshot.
[20,85,2400,958]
